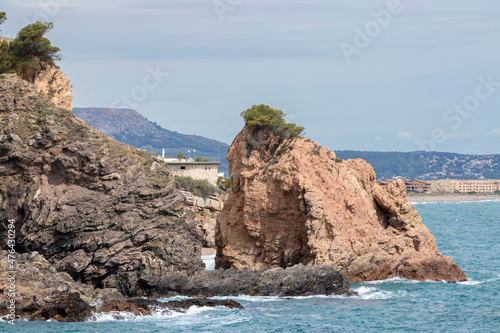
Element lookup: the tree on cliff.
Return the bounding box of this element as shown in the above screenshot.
[0,41,13,73]
[0,18,62,77]
[0,12,12,74]
[241,104,304,138]
[0,12,6,29]
[10,21,61,78]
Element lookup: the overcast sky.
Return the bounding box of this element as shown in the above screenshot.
[2,0,500,154]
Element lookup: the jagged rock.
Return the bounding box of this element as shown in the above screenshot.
[162,298,243,310]
[0,250,121,322]
[215,126,466,282]
[96,297,243,321]
[26,293,94,322]
[0,75,204,298]
[99,299,150,316]
[33,62,74,111]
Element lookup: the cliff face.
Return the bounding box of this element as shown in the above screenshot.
[179,190,227,248]
[33,62,73,111]
[0,74,204,296]
[215,127,466,282]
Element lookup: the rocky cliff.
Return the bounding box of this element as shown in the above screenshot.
[0,75,352,321]
[33,62,73,111]
[0,74,203,297]
[215,126,466,282]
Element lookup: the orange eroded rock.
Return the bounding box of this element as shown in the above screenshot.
[215,127,466,282]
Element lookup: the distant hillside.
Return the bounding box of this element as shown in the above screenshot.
[335,151,500,180]
[73,108,230,174]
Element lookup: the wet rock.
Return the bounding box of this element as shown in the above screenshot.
[99,299,150,316]
[27,293,94,322]
[163,298,243,310]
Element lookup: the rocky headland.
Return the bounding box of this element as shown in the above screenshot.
[215,126,466,282]
[0,71,351,322]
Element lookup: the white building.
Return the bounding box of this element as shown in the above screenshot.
[164,158,221,185]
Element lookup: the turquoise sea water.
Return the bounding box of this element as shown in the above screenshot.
[3,201,499,332]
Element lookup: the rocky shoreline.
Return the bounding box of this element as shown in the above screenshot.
[0,69,466,323]
[0,73,354,322]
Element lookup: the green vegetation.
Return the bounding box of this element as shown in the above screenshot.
[144,155,153,165]
[11,21,61,63]
[217,176,232,192]
[195,155,209,162]
[0,12,6,29]
[175,176,222,198]
[0,13,62,79]
[241,104,304,138]
[0,41,13,73]
[177,151,187,159]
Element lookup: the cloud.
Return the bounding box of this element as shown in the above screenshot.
[483,128,500,137]
[396,132,414,139]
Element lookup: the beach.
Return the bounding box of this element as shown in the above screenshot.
[407,193,500,203]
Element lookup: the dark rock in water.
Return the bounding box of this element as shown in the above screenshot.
[97,297,243,320]
[109,297,244,312]
[156,264,351,297]
[27,293,94,322]
[99,299,151,316]
[162,298,244,310]
[164,298,244,312]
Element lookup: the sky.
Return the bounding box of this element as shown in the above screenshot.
[2,0,500,154]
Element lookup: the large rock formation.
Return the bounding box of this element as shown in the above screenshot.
[0,75,352,322]
[215,126,466,282]
[0,74,204,297]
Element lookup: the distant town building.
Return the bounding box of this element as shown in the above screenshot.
[378,179,431,193]
[428,179,500,193]
[451,179,500,193]
[404,180,431,193]
[164,158,221,185]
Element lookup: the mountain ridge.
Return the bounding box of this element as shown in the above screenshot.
[335,150,500,180]
[73,107,229,174]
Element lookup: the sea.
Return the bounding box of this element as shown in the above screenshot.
[3,201,499,332]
